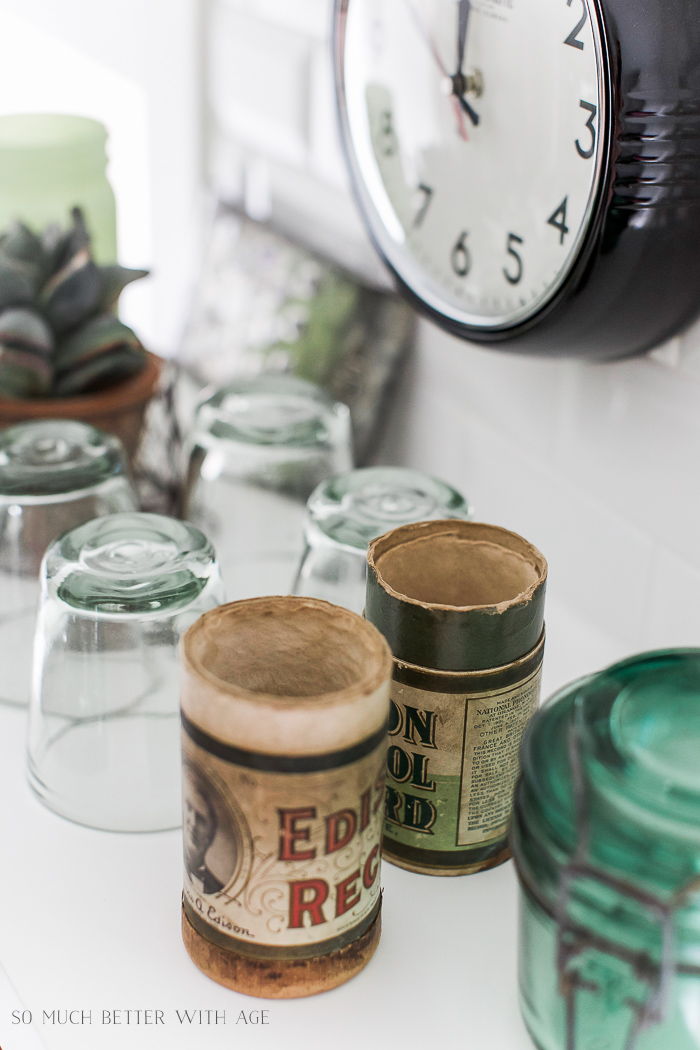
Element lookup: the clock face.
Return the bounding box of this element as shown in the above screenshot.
[338,0,607,331]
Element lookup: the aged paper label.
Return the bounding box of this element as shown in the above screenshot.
[457,670,541,844]
[384,664,541,855]
[182,720,386,955]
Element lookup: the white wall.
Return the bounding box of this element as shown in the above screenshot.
[206,0,700,671]
[375,321,700,657]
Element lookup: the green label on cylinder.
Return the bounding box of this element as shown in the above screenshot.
[383,664,541,856]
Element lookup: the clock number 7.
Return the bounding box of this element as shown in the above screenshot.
[564,0,587,50]
[547,198,570,245]
[413,184,434,228]
[451,231,471,277]
[576,101,597,159]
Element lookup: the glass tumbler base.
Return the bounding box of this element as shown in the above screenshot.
[27,717,182,833]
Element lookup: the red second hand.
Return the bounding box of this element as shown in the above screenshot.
[405,0,469,142]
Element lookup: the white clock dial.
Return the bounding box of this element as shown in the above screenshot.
[339,0,605,329]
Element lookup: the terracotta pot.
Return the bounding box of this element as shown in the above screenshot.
[0,351,162,461]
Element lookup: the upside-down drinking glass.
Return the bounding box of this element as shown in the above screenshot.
[183,375,352,600]
[292,466,474,613]
[0,420,137,707]
[27,512,224,832]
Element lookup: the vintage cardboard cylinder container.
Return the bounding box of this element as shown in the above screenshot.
[179,595,393,998]
[366,520,547,877]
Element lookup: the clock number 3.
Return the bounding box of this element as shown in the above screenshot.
[451,231,471,277]
[576,101,597,159]
[503,234,524,285]
[564,0,587,50]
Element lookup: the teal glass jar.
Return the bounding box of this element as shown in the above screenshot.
[512,650,700,1050]
[0,114,117,262]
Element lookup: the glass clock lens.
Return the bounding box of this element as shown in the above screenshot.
[340,0,605,329]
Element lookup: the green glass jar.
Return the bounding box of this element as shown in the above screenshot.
[512,650,700,1050]
[0,114,116,262]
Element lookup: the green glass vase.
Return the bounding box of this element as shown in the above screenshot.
[512,650,700,1050]
[0,114,117,262]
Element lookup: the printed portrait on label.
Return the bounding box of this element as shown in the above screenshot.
[182,759,250,897]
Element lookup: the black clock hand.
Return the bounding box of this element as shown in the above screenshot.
[454,0,480,125]
[457,91,478,125]
[455,90,479,127]
[456,0,471,76]
[405,0,471,140]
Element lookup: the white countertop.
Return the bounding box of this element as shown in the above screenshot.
[0,595,627,1050]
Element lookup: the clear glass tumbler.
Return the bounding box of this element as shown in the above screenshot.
[0,419,137,707]
[183,375,352,600]
[27,512,224,832]
[292,466,474,613]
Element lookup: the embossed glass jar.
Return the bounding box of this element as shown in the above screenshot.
[0,420,137,707]
[28,513,224,831]
[183,375,352,600]
[512,650,700,1050]
[293,466,473,613]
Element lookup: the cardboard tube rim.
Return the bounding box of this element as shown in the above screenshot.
[182,596,392,708]
[180,597,393,754]
[367,520,547,614]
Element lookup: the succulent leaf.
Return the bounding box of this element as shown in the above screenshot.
[67,206,91,250]
[54,313,143,373]
[0,208,148,399]
[40,248,101,334]
[96,264,150,313]
[49,207,92,274]
[0,308,54,356]
[53,347,145,396]
[0,345,53,397]
[0,221,44,267]
[0,262,36,312]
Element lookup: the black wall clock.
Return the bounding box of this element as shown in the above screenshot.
[333,0,700,359]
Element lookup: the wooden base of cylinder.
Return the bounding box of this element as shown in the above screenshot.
[182,904,382,999]
[382,844,512,877]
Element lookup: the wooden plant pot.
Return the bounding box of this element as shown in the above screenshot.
[0,351,162,462]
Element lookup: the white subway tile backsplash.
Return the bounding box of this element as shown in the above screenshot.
[552,356,700,570]
[377,322,656,647]
[309,41,351,189]
[642,547,700,650]
[541,594,632,698]
[208,132,246,203]
[649,337,682,370]
[264,158,387,282]
[217,0,330,39]
[405,323,569,460]
[677,316,700,380]
[208,6,311,166]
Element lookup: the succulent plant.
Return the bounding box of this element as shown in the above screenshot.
[0,208,148,399]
